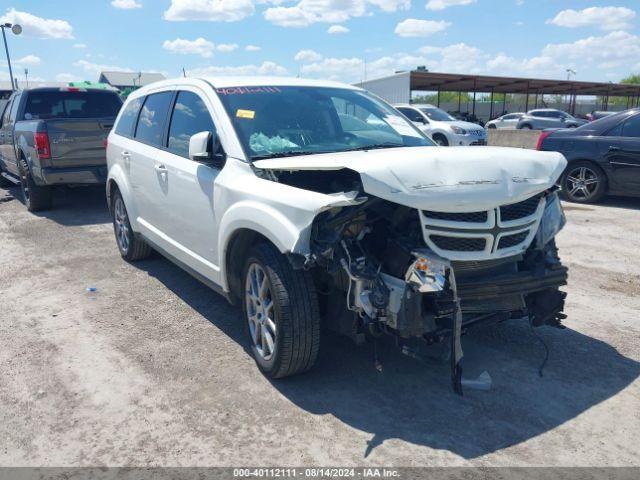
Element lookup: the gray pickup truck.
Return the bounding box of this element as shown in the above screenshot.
[0,87,122,211]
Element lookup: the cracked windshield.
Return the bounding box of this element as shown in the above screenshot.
[216,86,433,159]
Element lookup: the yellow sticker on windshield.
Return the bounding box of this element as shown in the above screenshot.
[236,109,255,119]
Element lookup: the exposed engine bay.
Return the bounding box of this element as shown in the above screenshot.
[256,163,568,395]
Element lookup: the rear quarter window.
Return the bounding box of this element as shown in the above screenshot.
[23,91,122,120]
[134,92,174,147]
[115,97,143,137]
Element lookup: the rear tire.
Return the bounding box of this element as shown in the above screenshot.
[111,189,152,261]
[520,124,533,130]
[18,158,52,212]
[242,242,320,379]
[560,161,607,204]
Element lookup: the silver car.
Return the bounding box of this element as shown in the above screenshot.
[485,112,524,130]
[517,109,588,130]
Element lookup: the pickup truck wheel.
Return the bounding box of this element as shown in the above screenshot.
[18,159,52,212]
[111,190,152,261]
[243,243,320,378]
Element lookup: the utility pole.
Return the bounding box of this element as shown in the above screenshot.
[1,23,22,90]
[24,68,28,88]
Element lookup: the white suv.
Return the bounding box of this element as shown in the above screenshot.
[395,103,487,146]
[107,77,569,393]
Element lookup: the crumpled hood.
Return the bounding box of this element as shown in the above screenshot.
[253,146,567,212]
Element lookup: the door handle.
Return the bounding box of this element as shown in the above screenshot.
[121,151,131,159]
[608,146,620,152]
[154,164,167,172]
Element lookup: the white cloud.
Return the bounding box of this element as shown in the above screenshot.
[0,8,73,39]
[187,61,287,76]
[264,0,409,28]
[164,0,255,22]
[245,45,261,51]
[73,60,131,75]
[300,57,365,81]
[426,0,476,11]
[328,25,349,34]
[547,7,636,31]
[15,55,41,66]
[111,0,143,9]
[395,18,450,37]
[73,43,87,49]
[216,43,239,52]
[56,73,82,82]
[163,37,215,57]
[294,49,323,62]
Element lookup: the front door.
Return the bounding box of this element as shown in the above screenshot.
[149,89,222,282]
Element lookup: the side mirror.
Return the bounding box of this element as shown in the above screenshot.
[189,131,226,168]
[189,131,212,161]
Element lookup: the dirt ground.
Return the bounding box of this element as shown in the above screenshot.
[0,184,638,467]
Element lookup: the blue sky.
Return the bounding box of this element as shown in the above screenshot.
[1,0,639,86]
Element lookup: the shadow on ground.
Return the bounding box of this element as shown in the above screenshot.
[3,184,110,226]
[133,253,640,460]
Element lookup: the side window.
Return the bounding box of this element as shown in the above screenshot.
[9,94,21,123]
[398,107,424,123]
[134,92,173,147]
[115,97,143,137]
[1,99,12,127]
[621,115,640,138]
[167,91,216,158]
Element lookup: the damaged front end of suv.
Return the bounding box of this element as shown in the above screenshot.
[253,147,568,394]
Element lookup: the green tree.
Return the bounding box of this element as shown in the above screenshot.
[597,73,640,106]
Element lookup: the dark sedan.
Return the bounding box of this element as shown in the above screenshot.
[537,108,640,203]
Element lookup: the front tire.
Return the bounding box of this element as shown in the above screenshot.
[111,189,152,261]
[560,161,607,203]
[432,134,449,146]
[242,243,320,379]
[18,158,52,212]
[520,124,533,130]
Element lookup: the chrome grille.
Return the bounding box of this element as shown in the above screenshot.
[420,193,546,260]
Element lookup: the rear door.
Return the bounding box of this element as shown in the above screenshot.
[150,88,222,281]
[0,97,14,170]
[23,90,121,167]
[605,114,640,191]
[129,89,175,239]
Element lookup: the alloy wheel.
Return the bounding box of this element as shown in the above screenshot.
[114,197,130,253]
[566,166,599,200]
[245,263,276,361]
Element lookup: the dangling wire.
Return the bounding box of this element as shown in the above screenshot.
[529,318,550,377]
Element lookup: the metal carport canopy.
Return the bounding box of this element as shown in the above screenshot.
[406,71,640,96]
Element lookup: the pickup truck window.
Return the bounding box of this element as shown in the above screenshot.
[217,86,431,160]
[115,97,143,137]
[134,92,173,147]
[23,91,121,120]
[1,99,12,126]
[167,91,216,158]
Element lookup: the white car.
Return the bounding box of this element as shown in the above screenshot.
[106,77,569,393]
[485,112,525,130]
[395,103,487,146]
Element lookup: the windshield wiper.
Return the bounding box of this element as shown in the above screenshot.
[252,150,318,160]
[344,143,403,152]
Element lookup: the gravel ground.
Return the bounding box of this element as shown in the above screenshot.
[0,184,638,467]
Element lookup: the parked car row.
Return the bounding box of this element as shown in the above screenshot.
[0,77,571,395]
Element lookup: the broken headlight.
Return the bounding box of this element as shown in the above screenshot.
[536,192,566,248]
